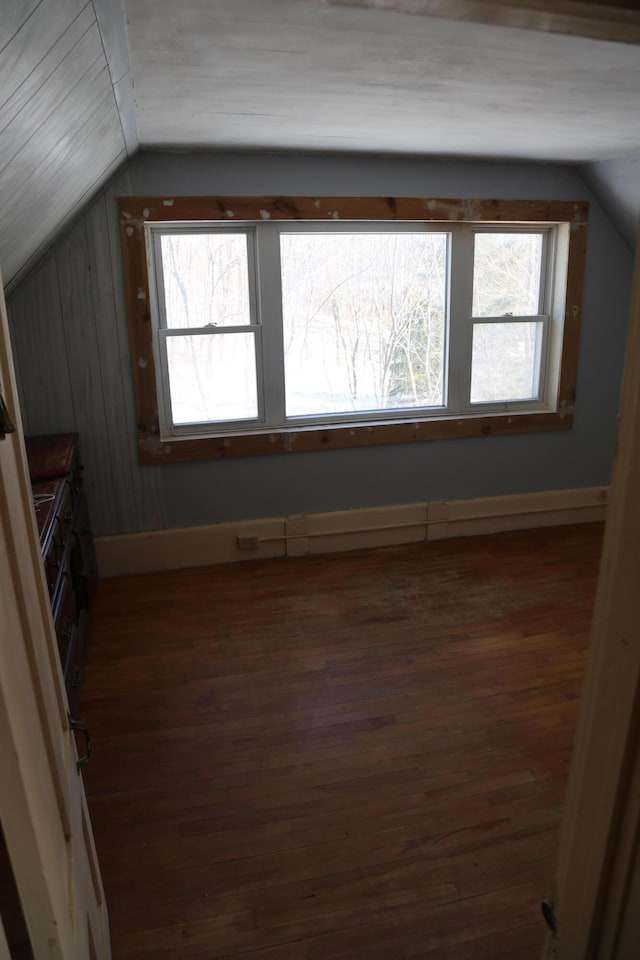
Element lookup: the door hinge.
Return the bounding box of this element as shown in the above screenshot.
[68,713,91,771]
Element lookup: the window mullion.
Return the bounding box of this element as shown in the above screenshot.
[255,223,286,427]
[447,225,474,413]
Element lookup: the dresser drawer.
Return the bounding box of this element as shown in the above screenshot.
[53,559,78,683]
[73,493,98,608]
[55,478,74,542]
[43,520,64,595]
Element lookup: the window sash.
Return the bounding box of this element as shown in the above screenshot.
[149,224,264,434]
[471,227,552,319]
[157,327,264,433]
[468,316,549,408]
[151,226,259,331]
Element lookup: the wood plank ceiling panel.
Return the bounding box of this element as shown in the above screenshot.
[0,62,114,215]
[0,0,44,48]
[0,6,96,133]
[0,27,107,180]
[0,0,126,289]
[0,0,88,104]
[3,124,126,295]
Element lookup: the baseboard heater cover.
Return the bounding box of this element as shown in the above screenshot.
[95,486,608,578]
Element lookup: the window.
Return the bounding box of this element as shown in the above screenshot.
[120,197,588,463]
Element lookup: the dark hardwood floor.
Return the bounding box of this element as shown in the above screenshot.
[81,522,603,959]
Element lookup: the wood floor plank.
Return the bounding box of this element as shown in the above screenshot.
[82,523,602,958]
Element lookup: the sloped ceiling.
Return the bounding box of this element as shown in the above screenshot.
[1,0,640,293]
[0,0,134,291]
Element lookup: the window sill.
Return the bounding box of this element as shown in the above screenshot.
[137,408,574,464]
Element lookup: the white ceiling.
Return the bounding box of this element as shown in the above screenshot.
[124,0,640,163]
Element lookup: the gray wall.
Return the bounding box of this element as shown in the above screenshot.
[581,152,640,252]
[6,151,633,537]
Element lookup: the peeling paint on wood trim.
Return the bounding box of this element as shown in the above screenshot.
[118,195,587,464]
[134,411,573,464]
[119,196,589,228]
[328,0,640,47]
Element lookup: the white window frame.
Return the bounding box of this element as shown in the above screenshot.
[148,225,266,434]
[145,219,562,439]
[466,225,555,412]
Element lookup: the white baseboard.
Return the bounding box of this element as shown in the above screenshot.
[95,486,608,578]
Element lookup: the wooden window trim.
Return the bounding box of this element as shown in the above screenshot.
[329,1,640,47]
[119,196,588,464]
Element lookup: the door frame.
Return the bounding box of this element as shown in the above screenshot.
[0,271,110,959]
[553,229,640,956]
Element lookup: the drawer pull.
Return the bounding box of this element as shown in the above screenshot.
[68,714,91,770]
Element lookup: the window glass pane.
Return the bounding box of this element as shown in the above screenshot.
[281,232,447,417]
[160,233,251,328]
[471,321,541,403]
[472,233,543,317]
[166,333,258,424]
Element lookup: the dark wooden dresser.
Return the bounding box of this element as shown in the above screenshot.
[25,433,97,712]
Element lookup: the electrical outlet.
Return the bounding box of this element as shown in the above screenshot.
[237,535,260,550]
